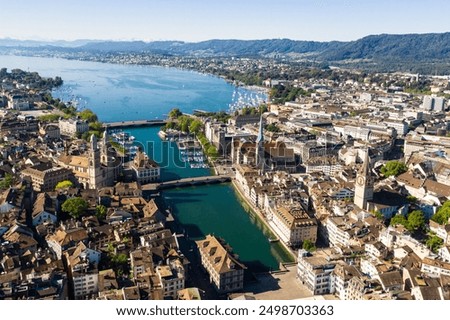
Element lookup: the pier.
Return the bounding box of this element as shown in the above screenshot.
[103,119,167,129]
[142,175,231,191]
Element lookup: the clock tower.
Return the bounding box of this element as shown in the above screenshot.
[354,150,374,210]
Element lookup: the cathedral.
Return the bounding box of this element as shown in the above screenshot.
[58,132,121,189]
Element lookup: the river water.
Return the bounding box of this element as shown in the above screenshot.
[0,55,292,271]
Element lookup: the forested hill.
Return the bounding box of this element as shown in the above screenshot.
[75,33,450,61]
[318,33,450,61]
[77,39,340,56]
[2,32,450,73]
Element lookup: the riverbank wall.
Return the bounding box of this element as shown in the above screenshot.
[231,179,297,264]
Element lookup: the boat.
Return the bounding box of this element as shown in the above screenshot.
[268,237,279,243]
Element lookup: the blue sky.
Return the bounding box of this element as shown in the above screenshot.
[1,0,450,42]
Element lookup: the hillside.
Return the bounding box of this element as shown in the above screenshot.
[2,32,450,73]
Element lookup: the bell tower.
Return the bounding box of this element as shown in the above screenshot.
[88,134,102,189]
[255,115,265,172]
[101,130,109,165]
[354,150,374,210]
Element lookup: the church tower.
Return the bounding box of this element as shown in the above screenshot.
[255,115,265,172]
[101,130,109,165]
[354,150,374,210]
[88,134,103,189]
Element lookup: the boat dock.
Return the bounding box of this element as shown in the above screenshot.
[142,175,231,191]
[103,119,167,129]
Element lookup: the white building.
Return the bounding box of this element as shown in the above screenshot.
[365,241,388,260]
[421,257,450,277]
[297,249,336,295]
[8,96,31,110]
[438,246,450,262]
[422,96,446,112]
[156,261,185,299]
[429,221,450,245]
[58,118,89,137]
[31,193,58,227]
[384,120,408,136]
[131,150,160,183]
[305,156,343,176]
[66,243,100,299]
[325,216,352,248]
[72,267,99,299]
[331,261,361,300]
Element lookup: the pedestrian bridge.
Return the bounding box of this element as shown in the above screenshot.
[103,119,167,129]
[141,175,231,191]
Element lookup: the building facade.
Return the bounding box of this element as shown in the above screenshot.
[196,235,246,294]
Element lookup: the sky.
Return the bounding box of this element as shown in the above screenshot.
[1,0,450,42]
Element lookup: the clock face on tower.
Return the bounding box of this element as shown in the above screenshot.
[356,176,365,186]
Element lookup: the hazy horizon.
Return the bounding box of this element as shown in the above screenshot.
[2,30,450,45]
[1,0,450,43]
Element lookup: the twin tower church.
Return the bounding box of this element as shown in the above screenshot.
[58,131,160,190]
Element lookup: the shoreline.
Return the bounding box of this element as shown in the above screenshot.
[1,53,269,110]
[231,179,297,264]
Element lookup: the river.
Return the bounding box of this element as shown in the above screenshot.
[0,55,292,272]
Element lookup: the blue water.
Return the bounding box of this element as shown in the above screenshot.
[0,55,290,271]
[128,126,211,181]
[0,55,266,121]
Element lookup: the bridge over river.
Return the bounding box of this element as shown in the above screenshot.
[103,119,167,129]
[142,175,231,191]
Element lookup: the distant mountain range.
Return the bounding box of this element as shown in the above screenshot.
[2,33,450,72]
[0,38,98,48]
[76,38,342,57]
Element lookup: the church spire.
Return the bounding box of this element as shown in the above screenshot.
[256,115,264,144]
[360,149,371,177]
[354,148,374,210]
[255,114,265,172]
[90,134,98,151]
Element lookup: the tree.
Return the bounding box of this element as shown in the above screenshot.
[55,180,74,190]
[178,116,191,132]
[431,200,450,225]
[38,114,61,123]
[407,210,426,232]
[0,173,14,189]
[62,197,88,219]
[374,211,384,220]
[78,109,98,123]
[302,240,316,252]
[206,145,219,160]
[426,235,443,253]
[265,123,280,132]
[380,160,407,177]
[188,119,203,134]
[110,253,129,276]
[168,108,182,119]
[111,253,128,265]
[164,121,177,131]
[259,104,268,113]
[96,205,107,220]
[89,121,103,132]
[390,214,408,228]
